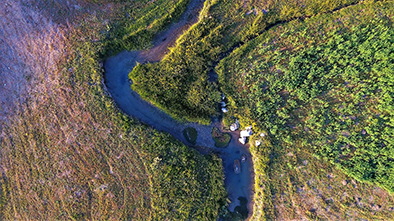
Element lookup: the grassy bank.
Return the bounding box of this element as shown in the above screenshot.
[0,0,227,219]
[102,0,191,56]
[129,0,360,124]
[218,1,394,219]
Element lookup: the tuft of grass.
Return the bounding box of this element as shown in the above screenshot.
[233,197,249,220]
[182,127,198,145]
[211,127,231,148]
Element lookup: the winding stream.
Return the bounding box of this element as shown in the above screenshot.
[103,0,366,218]
[104,0,254,216]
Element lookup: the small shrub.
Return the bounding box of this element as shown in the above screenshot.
[182,127,198,144]
[212,127,231,148]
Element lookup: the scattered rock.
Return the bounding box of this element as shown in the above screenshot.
[342,180,347,185]
[238,137,246,145]
[240,129,252,137]
[230,120,239,131]
[241,154,247,163]
[371,204,381,211]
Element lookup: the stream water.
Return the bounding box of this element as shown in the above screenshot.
[103,0,254,216]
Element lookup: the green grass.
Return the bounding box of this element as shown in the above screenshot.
[217,1,394,219]
[182,127,198,144]
[101,0,190,57]
[211,127,231,148]
[128,1,394,219]
[129,0,361,124]
[3,0,394,220]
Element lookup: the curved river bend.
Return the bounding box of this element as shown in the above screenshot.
[104,0,254,216]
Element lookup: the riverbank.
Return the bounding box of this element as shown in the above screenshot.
[103,0,255,216]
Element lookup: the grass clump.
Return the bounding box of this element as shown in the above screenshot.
[212,127,231,148]
[182,127,198,144]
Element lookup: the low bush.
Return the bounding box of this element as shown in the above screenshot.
[182,127,198,144]
[212,127,231,148]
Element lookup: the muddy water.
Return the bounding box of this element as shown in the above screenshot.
[104,0,254,216]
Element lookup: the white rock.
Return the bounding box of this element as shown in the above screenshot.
[221,101,226,107]
[255,140,261,146]
[260,133,265,137]
[238,137,246,145]
[221,108,228,113]
[230,124,238,131]
[240,130,252,137]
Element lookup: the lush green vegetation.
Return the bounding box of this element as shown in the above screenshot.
[145,133,227,219]
[0,0,227,219]
[211,127,231,148]
[127,0,394,219]
[218,1,394,219]
[4,0,394,220]
[129,0,360,124]
[182,127,198,144]
[102,0,190,56]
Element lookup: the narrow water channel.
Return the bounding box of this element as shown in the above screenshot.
[103,0,254,217]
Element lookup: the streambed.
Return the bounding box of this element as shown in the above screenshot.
[103,0,254,216]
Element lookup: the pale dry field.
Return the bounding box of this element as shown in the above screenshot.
[0,0,66,127]
[0,1,153,219]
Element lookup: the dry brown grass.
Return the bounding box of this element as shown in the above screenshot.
[0,0,228,219]
[0,0,153,219]
[268,145,394,220]
[1,87,152,219]
[0,0,62,126]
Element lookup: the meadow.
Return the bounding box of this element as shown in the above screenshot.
[217,1,394,219]
[1,0,394,220]
[129,0,360,123]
